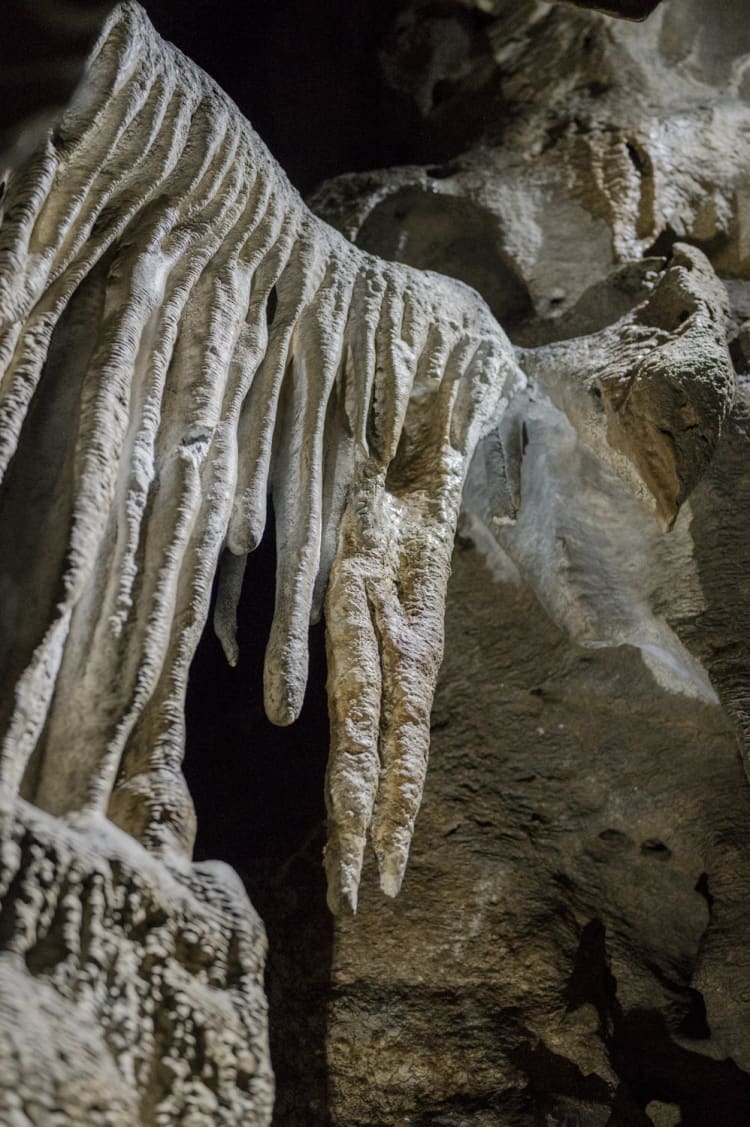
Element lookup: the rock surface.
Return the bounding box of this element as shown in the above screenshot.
[0,0,520,913]
[300,1,750,1123]
[2,1,750,1125]
[0,801,272,1125]
[0,3,522,1121]
[328,537,750,1125]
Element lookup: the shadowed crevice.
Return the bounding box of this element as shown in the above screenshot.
[184,529,334,1126]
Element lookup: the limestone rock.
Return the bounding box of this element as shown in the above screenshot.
[0,1,522,919]
[0,1,532,1120]
[302,1,750,1122]
[327,542,750,1123]
[0,801,272,1126]
[4,1,750,1123]
[311,0,750,317]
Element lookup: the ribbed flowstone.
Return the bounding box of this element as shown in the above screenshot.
[3,1,750,1124]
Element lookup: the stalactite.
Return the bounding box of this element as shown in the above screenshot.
[0,1,523,911]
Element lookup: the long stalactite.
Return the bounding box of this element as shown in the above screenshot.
[0,1,523,913]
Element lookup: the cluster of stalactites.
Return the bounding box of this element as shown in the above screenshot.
[0,2,521,912]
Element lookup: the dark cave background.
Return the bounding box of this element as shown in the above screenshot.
[144,0,406,196]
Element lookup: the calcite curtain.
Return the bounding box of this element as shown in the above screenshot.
[1,0,750,1124]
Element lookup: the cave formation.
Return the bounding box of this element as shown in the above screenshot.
[2,1,750,1125]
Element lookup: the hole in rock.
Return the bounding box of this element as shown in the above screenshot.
[644,225,730,268]
[626,139,648,176]
[729,336,749,375]
[432,77,459,109]
[640,838,672,860]
[564,918,617,1026]
[694,871,714,911]
[677,988,711,1041]
[266,284,278,327]
[599,828,633,849]
[425,162,461,179]
[644,227,679,260]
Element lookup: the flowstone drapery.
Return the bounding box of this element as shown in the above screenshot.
[1,1,748,1124]
[0,1,525,916]
[0,3,526,1119]
[464,243,734,702]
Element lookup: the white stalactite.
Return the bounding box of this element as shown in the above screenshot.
[0,2,735,918]
[0,1,523,912]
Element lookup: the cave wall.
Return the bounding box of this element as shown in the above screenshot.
[221,1,750,1123]
[170,0,750,1122]
[2,1,750,1125]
